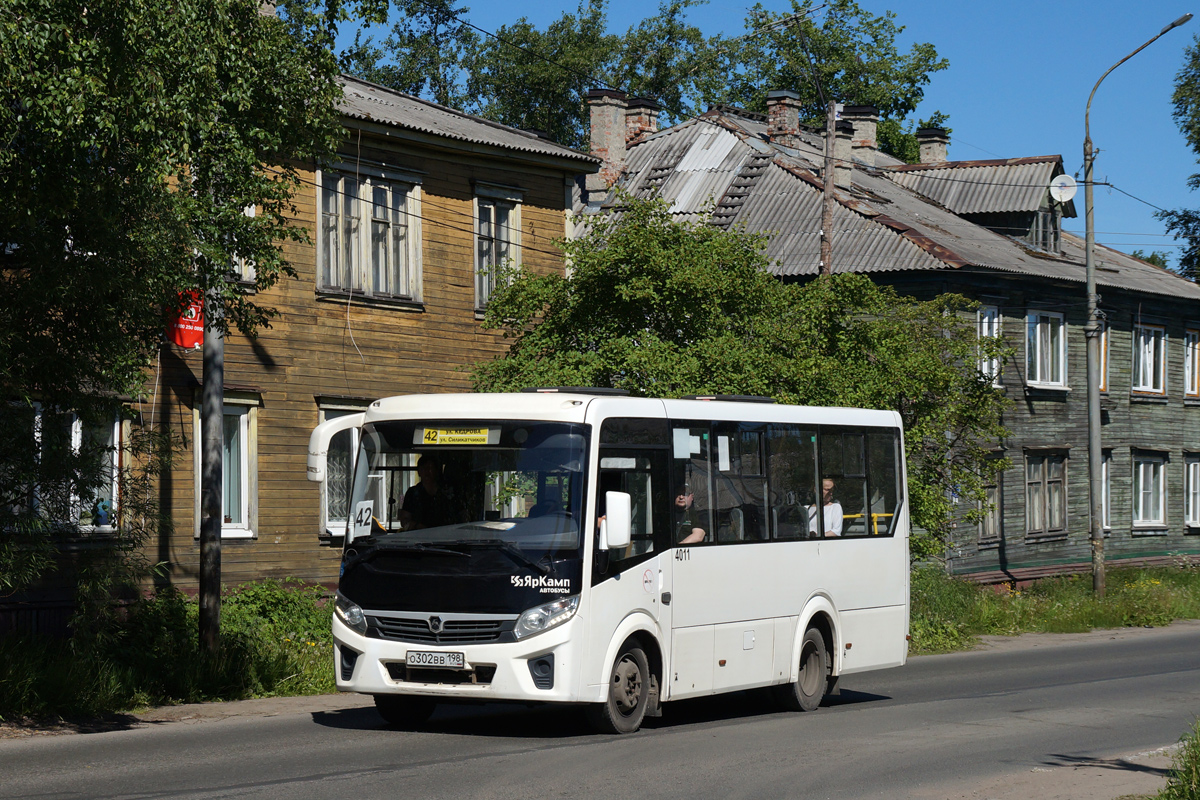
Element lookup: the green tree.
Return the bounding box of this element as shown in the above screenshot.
[466,0,620,148]
[1129,249,1172,269]
[0,0,384,593]
[340,0,479,108]
[472,195,1009,555]
[1159,34,1200,279]
[722,0,949,162]
[340,0,948,160]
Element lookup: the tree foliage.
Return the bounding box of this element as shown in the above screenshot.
[342,0,948,159]
[0,0,384,593]
[1129,249,1172,270]
[472,195,1009,555]
[1159,33,1200,279]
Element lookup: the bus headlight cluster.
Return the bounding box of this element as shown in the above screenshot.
[334,593,368,635]
[514,595,579,640]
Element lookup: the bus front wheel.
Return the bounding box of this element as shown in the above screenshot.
[587,642,650,734]
[775,627,828,712]
[374,694,436,728]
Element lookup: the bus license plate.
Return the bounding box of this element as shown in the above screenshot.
[406,651,465,669]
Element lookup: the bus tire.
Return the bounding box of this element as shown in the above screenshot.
[374,694,436,727]
[587,642,650,734]
[775,627,828,712]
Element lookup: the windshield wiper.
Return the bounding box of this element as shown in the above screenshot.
[343,541,468,571]
[445,538,551,575]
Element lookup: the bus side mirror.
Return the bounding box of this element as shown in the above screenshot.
[307,412,365,483]
[600,491,632,551]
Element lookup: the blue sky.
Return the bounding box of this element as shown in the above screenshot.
[345,0,1199,263]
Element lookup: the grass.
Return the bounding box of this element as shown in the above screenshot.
[910,564,1200,655]
[1159,720,1200,800]
[0,579,334,721]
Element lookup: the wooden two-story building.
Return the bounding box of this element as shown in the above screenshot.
[580,89,1200,580]
[148,77,598,589]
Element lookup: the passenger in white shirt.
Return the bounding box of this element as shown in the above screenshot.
[808,478,843,537]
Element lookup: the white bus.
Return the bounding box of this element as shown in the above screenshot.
[308,390,909,733]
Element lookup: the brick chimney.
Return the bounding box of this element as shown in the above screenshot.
[766,89,803,148]
[834,120,854,188]
[841,105,878,168]
[587,89,628,192]
[625,97,660,144]
[917,127,950,164]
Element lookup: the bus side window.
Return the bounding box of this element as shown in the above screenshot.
[867,431,901,536]
[766,425,818,540]
[819,430,869,537]
[671,424,713,544]
[713,424,768,542]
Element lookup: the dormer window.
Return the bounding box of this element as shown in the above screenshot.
[1029,208,1060,253]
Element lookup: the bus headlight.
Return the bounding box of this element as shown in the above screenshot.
[334,593,368,635]
[514,595,579,640]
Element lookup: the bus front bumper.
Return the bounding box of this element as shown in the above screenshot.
[332,614,583,703]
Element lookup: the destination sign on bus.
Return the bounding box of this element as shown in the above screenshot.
[417,427,496,445]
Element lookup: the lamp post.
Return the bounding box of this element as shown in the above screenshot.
[1084,13,1192,596]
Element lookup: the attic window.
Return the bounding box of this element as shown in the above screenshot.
[1029,209,1060,253]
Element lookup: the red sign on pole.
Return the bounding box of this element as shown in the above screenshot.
[168,291,204,349]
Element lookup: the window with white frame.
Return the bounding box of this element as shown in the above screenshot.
[232,204,257,284]
[1186,455,1200,526]
[475,185,522,309]
[978,305,1002,385]
[194,400,257,538]
[319,167,420,300]
[3,405,122,529]
[1026,452,1066,536]
[1185,329,1200,398]
[1026,311,1067,387]
[319,404,367,537]
[1132,452,1167,528]
[1132,323,1166,394]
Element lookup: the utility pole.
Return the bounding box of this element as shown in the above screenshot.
[1083,12,1192,597]
[199,288,224,653]
[821,99,836,277]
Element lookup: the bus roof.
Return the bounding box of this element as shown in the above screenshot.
[363,393,902,430]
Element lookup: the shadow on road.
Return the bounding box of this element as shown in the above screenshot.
[311,686,892,738]
[1041,752,1173,777]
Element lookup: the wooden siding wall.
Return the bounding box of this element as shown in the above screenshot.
[150,130,579,590]
[884,274,1200,580]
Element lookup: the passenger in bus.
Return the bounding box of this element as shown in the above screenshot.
[676,488,707,544]
[808,478,843,537]
[400,454,458,530]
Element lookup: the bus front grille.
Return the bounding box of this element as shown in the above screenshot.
[368,616,512,644]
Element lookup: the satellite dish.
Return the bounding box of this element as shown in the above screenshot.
[1049,174,1077,203]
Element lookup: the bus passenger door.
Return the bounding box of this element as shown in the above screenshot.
[588,449,673,694]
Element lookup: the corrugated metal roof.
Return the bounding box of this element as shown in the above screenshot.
[576,110,1200,302]
[886,157,1076,217]
[337,76,598,166]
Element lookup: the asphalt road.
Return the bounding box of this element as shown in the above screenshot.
[3,623,1199,800]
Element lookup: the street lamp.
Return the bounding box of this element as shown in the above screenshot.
[1084,13,1192,596]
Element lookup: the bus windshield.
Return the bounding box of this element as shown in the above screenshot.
[346,420,589,563]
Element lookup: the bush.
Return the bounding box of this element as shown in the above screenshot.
[0,579,334,720]
[1159,720,1200,800]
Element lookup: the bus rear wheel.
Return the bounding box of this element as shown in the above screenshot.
[374,694,436,728]
[587,643,650,734]
[774,627,828,712]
